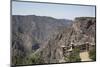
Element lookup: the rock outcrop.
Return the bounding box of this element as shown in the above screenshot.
[38,17,96,63]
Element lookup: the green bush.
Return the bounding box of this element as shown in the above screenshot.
[65,48,81,62]
[89,47,96,61]
[12,55,24,65]
[30,54,41,64]
[23,54,44,64]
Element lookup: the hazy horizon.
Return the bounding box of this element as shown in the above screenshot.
[12,1,95,20]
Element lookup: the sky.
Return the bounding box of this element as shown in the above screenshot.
[12,1,95,20]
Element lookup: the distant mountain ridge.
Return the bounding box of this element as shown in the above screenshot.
[12,15,96,65]
[12,15,72,43]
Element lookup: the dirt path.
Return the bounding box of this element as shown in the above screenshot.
[79,51,92,61]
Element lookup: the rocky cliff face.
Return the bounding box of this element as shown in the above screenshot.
[38,17,96,63]
[12,15,96,65]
